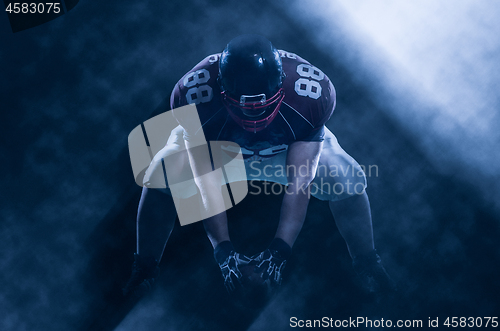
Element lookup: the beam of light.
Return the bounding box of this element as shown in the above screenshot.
[285,0,500,209]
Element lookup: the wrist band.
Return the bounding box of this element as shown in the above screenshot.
[214,241,234,264]
[269,238,292,260]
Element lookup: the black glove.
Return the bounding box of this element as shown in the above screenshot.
[253,238,291,289]
[214,241,251,293]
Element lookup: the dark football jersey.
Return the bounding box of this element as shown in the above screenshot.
[170,50,336,159]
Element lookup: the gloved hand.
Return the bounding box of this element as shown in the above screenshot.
[252,238,291,289]
[214,241,251,293]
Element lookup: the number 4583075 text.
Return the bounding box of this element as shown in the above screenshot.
[6,3,61,14]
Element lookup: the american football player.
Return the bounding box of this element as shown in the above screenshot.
[123,35,396,298]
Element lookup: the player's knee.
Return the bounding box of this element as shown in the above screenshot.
[311,162,367,201]
[161,149,190,180]
[143,148,191,190]
[348,169,367,196]
[287,176,315,195]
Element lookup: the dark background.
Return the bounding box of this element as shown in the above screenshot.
[1,1,499,330]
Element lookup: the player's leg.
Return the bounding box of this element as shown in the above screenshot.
[123,187,176,297]
[329,191,374,258]
[312,128,396,294]
[309,128,372,257]
[123,126,191,297]
[139,125,194,259]
[136,187,176,264]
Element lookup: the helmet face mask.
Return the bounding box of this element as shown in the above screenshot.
[238,93,268,117]
[218,35,285,133]
[221,88,285,133]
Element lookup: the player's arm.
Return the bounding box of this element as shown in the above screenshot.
[181,137,230,247]
[184,136,251,293]
[172,82,244,291]
[183,136,247,292]
[252,140,322,289]
[272,65,334,246]
[275,140,322,247]
[171,83,231,248]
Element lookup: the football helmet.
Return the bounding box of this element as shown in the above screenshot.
[218,35,285,133]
